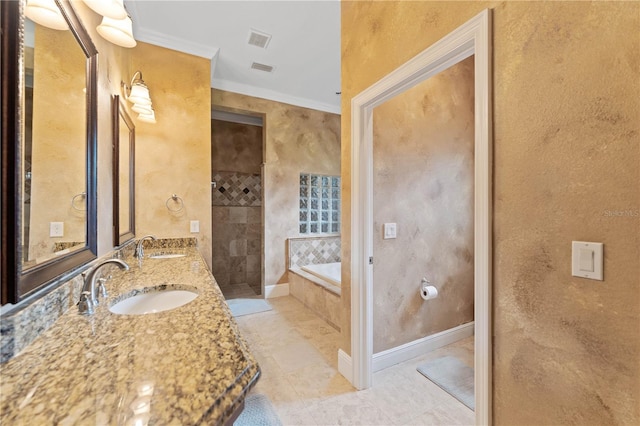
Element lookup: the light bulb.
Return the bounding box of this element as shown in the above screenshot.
[25,0,68,31]
[96,15,136,48]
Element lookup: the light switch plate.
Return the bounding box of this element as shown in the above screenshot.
[383,223,397,239]
[50,222,64,237]
[572,241,603,280]
[190,220,200,233]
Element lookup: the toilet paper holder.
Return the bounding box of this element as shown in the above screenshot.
[420,277,438,301]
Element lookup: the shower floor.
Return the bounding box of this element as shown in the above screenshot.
[219,282,259,300]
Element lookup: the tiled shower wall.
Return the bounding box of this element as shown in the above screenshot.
[211,205,261,295]
[211,118,263,297]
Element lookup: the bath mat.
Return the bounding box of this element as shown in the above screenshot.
[227,298,272,317]
[417,355,475,410]
[234,393,282,426]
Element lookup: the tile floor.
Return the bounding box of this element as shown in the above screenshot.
[234,296,475,425]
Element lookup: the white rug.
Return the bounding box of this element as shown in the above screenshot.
[227,298,272,317]
[235,394,282,426]
[417,355,475,410]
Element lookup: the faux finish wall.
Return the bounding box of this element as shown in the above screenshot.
[342,1,639,424]
[212,90,340,286]
[372,57,475,353]
[132,44,212,266]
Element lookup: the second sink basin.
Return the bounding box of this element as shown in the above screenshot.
[110,288,198,315]
[148,253,186,259]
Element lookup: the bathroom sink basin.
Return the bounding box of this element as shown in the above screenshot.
[148,253,186,259]
[109,289,198,315]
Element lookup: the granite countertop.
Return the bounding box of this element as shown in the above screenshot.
[0,247,260,425]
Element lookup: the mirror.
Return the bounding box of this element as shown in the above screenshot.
[113,95,135,246]
[1,0,98,304]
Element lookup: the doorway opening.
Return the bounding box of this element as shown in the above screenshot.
[346,9,492,425]
[211,108,265,299]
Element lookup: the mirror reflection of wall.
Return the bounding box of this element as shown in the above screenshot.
[23,17,87,265]
[118,112,131,233]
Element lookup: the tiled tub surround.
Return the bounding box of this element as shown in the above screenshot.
[288,236,341,268]
[0,244,260,425]
[288,236,342,330]
[288,270,341,330]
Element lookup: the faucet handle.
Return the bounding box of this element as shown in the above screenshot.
[78,291,94,315]
[97,277,109,300]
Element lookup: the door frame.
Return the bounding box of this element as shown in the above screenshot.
[349,9,492,425]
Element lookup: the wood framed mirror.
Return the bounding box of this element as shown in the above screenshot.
[1,0,98,304]
[112,95,135,246]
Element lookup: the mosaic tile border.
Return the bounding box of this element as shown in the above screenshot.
[212,172,262,207]
[288,236,341,269]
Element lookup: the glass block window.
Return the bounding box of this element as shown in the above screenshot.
[299,173,340,234]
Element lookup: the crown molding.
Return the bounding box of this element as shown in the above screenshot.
[212,79,341,115]
[134,27,219,60]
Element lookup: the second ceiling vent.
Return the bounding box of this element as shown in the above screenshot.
[248,29,272,49]
[250,62,274,73]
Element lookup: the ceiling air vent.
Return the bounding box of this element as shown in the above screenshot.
[251,62,274,73]
[247,29,271,49]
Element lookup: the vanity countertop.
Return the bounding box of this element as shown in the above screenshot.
[0,247,260,425]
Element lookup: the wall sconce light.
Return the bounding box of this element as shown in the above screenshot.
[25,0,69,31]
[96,15,136,48]
[82,0,136,48]
[82,0,127,19]
[137,108,156,124]
[122,71,156,124]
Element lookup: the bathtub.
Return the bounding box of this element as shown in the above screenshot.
[288,262,342,330]
[300,262,341,288]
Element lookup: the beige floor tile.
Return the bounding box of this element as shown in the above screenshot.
[404,404,474,426]
[270,340,327,374]
[237,296,474,426]
[306,392,395,425]
[277,405,319,426]
[285,361,354,401]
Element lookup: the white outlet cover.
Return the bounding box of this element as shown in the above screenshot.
[190,220,200,233]
[50,222,64,237]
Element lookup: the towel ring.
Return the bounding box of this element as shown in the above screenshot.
[166,194,184,212]
[71,192,86,211]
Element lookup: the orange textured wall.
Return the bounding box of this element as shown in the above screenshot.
[341,1,639,424]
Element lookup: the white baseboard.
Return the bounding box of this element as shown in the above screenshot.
[372,322,474,372]
[264,283,289,299]
[338,349,353,383]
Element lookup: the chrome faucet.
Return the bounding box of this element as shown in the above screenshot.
[78,259,129,314]
[135,235,157,258]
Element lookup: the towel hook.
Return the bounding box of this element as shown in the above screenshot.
[166,194,184,212]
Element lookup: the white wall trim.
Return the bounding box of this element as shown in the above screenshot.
[212,79,341,115]
[338,349,353,384]
[350,9,492,426]
[372,322,474,372]
[264,283,289,299]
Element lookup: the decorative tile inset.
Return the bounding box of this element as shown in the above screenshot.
[288,236,341,268]
[212,172,262,207]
